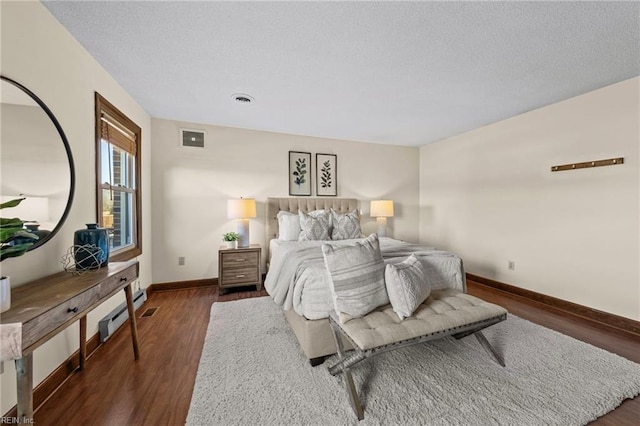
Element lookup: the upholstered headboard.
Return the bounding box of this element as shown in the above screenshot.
[265,197,360,241]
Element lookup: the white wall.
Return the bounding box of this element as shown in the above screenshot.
[0,2,152,413]
[419,77,640,321]
[151,119,419,283]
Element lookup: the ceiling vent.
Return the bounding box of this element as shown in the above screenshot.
[181,128,205,148]
[232,93,254,104]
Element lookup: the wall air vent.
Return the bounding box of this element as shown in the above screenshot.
[181,128,205,148]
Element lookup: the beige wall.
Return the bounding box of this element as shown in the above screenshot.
[419,77,640,321]
[151,119,419,283]
[0,2,152,413]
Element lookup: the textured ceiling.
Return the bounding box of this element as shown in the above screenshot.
[43,1,639,147]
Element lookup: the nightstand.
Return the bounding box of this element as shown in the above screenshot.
[218,244,262,294]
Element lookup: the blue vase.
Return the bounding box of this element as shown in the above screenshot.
[74,224,109,269]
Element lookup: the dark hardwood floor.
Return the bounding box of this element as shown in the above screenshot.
[31,281,638,425]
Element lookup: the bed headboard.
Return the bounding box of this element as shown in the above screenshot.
[265,197,360,241]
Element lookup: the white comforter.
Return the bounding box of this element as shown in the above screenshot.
[264,237,465,320]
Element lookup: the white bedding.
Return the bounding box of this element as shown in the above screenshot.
[265,237,465,320]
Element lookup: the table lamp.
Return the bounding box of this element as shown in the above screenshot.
[370,200,394,238]
[227,198,257,247]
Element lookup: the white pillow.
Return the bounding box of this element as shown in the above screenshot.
[330,209,361,240]
[322,234,389,322]
[277,211,301,241]
[385,254,431,320]
[299,209,331,240]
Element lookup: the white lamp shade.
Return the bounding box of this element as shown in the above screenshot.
[227,198,257,219]
[370,200,394,218]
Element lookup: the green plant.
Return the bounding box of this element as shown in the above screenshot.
[320,160,332,188]
[1,198,39,261]
[222,232,240,242]
[293,158,307,186]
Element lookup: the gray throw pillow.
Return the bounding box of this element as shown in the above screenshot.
[330,209,361,240]
[322,234,389,322]
[298,210,331,240]
[385,254,431,320]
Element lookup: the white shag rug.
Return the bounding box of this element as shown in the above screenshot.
[186,297,640,426]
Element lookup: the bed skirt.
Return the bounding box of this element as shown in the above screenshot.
[283,309,353,360]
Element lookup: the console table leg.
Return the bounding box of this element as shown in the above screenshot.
[79,315,87,370]
[15,352,33,420]
[124,284,140,360]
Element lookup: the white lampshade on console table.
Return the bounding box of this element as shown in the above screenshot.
[227,198,257,247]
[370,200,394,238]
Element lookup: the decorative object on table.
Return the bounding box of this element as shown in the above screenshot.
[61,245,106,274]
[0,276,10,314]
[0,197,40,313]
[227,198,257,248]
[73,223,109,269]
[222,232,240,249]
[289,151,311,196]
[316,153,337,196]
[370,200,394,238]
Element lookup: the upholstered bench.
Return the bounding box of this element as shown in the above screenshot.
[328,288,508,420]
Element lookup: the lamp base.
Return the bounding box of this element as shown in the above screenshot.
[376,217,388,238]
[237,219,250,247]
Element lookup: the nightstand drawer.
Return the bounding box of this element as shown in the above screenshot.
[218,244,262,293]
[221,267,260,285]
[221,251,259,268]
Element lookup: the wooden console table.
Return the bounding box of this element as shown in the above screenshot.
[0,261,140,419]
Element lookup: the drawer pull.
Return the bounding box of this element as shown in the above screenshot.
[120,277,128,282]
[67,307,79,313]
[236,274,246,278]
[234,258,245,262]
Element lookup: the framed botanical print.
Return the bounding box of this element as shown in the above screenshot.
[316,153,337,196]
[289,151,311,196]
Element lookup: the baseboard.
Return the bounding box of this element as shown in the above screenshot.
[3,332,101,419]
[146,278,217,296]
[146,274,268,297]
[466,273,640,337]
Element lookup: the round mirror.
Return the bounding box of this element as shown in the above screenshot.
[1,75,75,251]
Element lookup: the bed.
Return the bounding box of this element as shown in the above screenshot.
[264,197,466,364]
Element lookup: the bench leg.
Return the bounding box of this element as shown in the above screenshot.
[474,331,505,367]
[329,319,365,420]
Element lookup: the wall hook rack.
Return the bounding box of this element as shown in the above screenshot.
[551,157,624,172]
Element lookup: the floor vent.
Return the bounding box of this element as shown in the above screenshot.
[98,289,147,342]
[141,307,158,317]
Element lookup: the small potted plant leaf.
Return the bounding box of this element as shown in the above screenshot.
[0,198,39,312]
[222,232,240,249]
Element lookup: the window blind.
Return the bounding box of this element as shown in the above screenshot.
[100,113,137,154]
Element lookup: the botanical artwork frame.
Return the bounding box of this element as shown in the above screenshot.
[316,153,337,196]
[289,151,312,196]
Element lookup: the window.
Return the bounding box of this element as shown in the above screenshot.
[95,93,142,261]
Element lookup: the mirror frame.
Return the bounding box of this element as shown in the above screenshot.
[1,75,76,251]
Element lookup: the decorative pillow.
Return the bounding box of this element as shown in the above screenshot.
[385,254,431,320]
[277,211,301,241]
[330,209,361,240]
[298,210,331,241]
[322,234,389,322]
[308,209,328,218]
